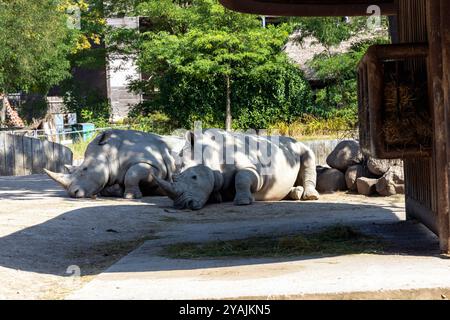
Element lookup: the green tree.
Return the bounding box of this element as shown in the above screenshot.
[294,17,366,53]
[294,17,389,121]
[0,0,73,96]
[140,26,290,129]
[124,0,306,130]
[137,53,310,130]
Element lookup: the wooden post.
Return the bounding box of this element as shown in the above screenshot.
[0,132,6,176]
[4,133,14,176]
[31,138,45,174]
[0,94,6,124]
[225,75,232,131]
[426,0,450,253]
[442,0,450,253]
[13,134,25,176]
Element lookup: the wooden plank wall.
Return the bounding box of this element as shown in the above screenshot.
[394,0,439,233]
[405,158,437,233]
[0,132,73,176]
[396,0,450,253]
[426,0,449,251]
[442,0,450,252]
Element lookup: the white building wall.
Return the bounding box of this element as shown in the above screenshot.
[106,17,143,122]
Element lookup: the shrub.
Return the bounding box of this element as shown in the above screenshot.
[131,57,312,131]
[62,79,111,124]
[124,112,175,135]
[80,109,110,128]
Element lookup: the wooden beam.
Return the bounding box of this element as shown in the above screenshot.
[361,43,428,61]
[441,0,450,253]
[219,0,398,16]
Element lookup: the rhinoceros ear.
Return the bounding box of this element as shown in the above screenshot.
[185,130,195,149]
[64,165,78,174]
[98,131,113,145]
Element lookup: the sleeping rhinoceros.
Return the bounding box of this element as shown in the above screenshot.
[153,129,319,210]
[45,129,185,199]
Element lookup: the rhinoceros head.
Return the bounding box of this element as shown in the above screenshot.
[154,165,223,210]
[45,131,114,198]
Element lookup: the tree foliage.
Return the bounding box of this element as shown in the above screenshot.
[0,0,74,94]
[135,54,310,130]
[125,0,310,129]
[294,17,389,125]
[0,0,390,134]
[294,17,368,51]
[59,0,111,123]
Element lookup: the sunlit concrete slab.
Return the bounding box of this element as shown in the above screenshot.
[68,252,450,300]
[1,174,445,300]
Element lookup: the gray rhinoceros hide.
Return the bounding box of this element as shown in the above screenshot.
[154,129,319,210]
[45,129,185,199]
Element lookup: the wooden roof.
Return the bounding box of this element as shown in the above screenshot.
[219,0,398,16]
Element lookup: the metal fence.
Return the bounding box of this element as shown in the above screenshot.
[1,126,130,145]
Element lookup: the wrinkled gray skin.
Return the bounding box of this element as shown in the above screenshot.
[154,130,319,210]
[45,130,185,199]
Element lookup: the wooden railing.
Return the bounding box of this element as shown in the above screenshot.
[0,132,72,176]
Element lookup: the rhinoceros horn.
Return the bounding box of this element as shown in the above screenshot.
[44,169,72,189]
[153,175,179,199]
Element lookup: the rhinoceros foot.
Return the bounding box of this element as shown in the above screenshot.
[234,192,254,206]
[302,187,320,201]
[124,187,143,199]
[100,184,124,197]
[288,186,305,200]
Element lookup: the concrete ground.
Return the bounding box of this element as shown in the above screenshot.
[0,174,448,300]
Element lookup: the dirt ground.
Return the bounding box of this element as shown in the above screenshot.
[0,174,442,300]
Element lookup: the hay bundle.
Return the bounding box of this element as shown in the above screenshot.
[382,81,432,148]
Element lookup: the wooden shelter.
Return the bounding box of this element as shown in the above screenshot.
[219,0,450,253]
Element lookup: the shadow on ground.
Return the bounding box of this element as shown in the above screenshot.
[0,204,160,276]
[0,201,440,277]
[0,175,67,200]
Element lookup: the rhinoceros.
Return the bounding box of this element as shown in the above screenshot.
[45,129,185,199]
[154,129,319,210]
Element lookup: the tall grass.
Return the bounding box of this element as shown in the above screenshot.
[69,134,98,161]
[268,114,358,140]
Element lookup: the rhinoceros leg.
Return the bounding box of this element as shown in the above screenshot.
[124,163,157,199]
[297,145,320,200]
[234,169,259,206]
[100,184,124,197]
